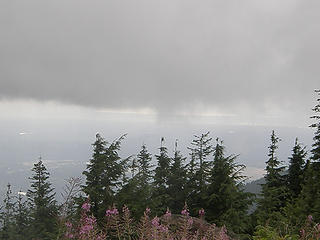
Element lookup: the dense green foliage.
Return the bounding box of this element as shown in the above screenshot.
[27,158,58,239]
[1,90,320,239]
[82,134,128,222]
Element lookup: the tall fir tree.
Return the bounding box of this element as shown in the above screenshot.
[134,144,154,214]
[287,138,307,199]
[0,183,16,240]
[117,144,154,218]
[136,144,154,185]
[187,132,213,212]
[167,140,187,214]
[152,137,171,215]
[27,157,57,240]
[283,139,308,229]
[310,89,320,163]
[83,134,128,222]
[295,90,320,222]
[13,191,30,240]
[116,158,140,217]
[257,130,286,227]
[205,139,253,234]
[310,90,320,221]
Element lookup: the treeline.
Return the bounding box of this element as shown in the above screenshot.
[0,90,319,240]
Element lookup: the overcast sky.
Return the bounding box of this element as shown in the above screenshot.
[1,0,319,123]
[0,1,319,191]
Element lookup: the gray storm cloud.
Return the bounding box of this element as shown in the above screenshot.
[0,0,319,115]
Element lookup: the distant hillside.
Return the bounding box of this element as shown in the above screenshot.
[244,177,265,195]
[244,177,265,213]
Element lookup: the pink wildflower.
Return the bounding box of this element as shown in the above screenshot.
[81,202,91,212]
[105,207,119,217]
[159,224,169,233]
[65,232,74,239]
[80,223,94,235]
[181,209,189,216]
[145,207,151,214]
[198,208,205,217]
[152,216,160,227]
[65,221,72,228]
[164,208,172,219]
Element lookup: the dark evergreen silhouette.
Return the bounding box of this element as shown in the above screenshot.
[0,183,16,239]
[187,132,213,212]
[287,138,307,199]
[257,131,287,227]
[83,134,128,222]
[27,157,57,240]
[152,137,171,215]
[205,139,253,234]
[116,144,154,219]
[167,140,188,214]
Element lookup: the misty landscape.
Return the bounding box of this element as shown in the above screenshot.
[1,1,320,239]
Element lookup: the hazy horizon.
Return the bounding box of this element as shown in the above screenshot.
[1,0,320,197]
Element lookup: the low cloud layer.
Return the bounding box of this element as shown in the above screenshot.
[0,0,319,117]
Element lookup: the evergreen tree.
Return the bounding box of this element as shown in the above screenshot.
[310,89,320,163]
[0,183,16,240]
[187,132,213,212]
[167,140,187,214]
[27,157,57,240]
[116,146,153,219]
[83,134,128,222]
[257,131,286,227]
[116,165,140,217]
[309,90,320,221]
[134,144,154,214]
[284,160,315,229]
[205,139,253,234]
[152,137,171,215]
[13,191,30,239]
[287,138,307,199]
[185,151,198,212]
[295,90,320,222]
[136,144,154,185]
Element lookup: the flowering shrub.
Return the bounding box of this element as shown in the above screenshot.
[62,202,231,240]
[253,215,320,240]
[299,215,320,240]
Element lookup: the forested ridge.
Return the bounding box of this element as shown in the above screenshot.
[1,90,320,240]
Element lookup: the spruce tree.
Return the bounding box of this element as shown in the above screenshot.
[135,144,154,213]
[27,157,57,240]
[287,138,307,199]
[295,90,320,222]
[257,130,286,227]
[167,140,187,214]
[14,191,30,239]
[116,163,140,217]
[83,134,127,222]
[205,139,253,234]
[117,144,154,218]
[152,137,171,215]
[136,144,154,185]
[187,132,213,212]
[0,183,16,240]
[310,89,320,163]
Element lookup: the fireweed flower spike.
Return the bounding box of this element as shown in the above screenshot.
[105,207,119,217]
[199,208,205,218]
[164,208,172,220]
[81,202,91,212]
[181,209,189,216]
